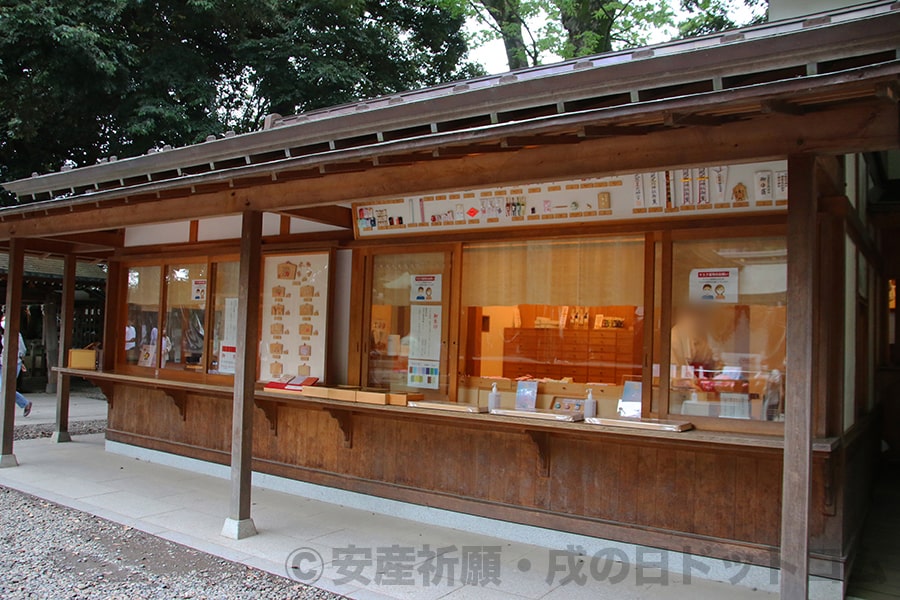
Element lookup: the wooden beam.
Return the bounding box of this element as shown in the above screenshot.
[222,210,262,540]
[780,154,818,599]
[581,125,657,137]
[761,99,805,116]
[45,230,124,249]
[0,238,24,466]
[0,101,894,240]
[282,205,353,229]
[663,112,729,127]
[436,144,513,156]
[51,255,76,443]
[504,135,582,147]
[875,81,899,104]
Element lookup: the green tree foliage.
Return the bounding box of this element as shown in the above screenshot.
[0,0,480,194]
[677,0,767,38]
[449,0,767,70]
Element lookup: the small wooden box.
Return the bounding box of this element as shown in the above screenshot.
[328,387,358,402]
[388,392,424,406]
[356,389,389,405]
[68,349,97,371]
[299,386,331,399]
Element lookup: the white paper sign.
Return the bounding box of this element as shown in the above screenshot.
[191,279,208,302]
[353,160,787,238]
[409,305,442,361]
[410,274,442,303]
[690,268,739,303]
[407,359,440,389]
[259,252,330,382]
[223,298,238,346]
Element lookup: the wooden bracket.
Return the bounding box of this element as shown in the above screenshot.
[527,430,551,477]
[164,390,188,421]
[256,399,279,435]
[875,81,900,104]
[326,408,353,448]
[95,381,116,410]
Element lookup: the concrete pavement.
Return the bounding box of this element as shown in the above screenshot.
[11,387,108,426]
[0,433,789,600]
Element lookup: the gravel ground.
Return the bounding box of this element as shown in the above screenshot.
[0,486,344,599]
[14,419,108,441]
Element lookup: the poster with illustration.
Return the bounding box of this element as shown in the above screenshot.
[191,279,207,302]
[690,268,739,303]
[259,252,330,382]
[410,274,442,303]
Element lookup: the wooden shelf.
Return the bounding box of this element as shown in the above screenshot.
[54,367,233,397]
[55,367,838,453]
[254,388,838,452]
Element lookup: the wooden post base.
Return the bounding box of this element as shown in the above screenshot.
[0,454,19,468]
[221,517,257,540]
[50,431,72,443]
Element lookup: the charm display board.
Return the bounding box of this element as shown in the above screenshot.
[353,160,787,238]
[259,252,330,382]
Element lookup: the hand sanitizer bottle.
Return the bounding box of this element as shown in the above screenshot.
[488,382,501,411]
[584,389,597,419]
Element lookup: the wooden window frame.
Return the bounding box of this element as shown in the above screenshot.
[347,218,790,435]
[116,252,238,385]
[350,243,461,401]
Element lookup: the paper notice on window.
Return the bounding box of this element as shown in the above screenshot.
[409,305,442,361]
[191,279,208,302]
[408,359,440,390]
[410,274,441,303]
[223,298,238,346]
[690,268,739,303]
[219,346,236,374]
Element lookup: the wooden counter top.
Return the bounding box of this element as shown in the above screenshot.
[56,368,839,453]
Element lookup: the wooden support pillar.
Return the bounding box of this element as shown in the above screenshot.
[221,210,262,540]
[780,154,818,598]
[51,255,76,443]
[101,261,121,373]
[0,238,24,467]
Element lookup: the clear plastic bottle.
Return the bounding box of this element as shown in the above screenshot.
[488,382,501,411]
[584,389,597,419]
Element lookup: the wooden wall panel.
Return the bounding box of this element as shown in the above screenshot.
[107,385,850,574]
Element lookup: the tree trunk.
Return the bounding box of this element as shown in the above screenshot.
[480,0,530,70]
[557,0,614,57]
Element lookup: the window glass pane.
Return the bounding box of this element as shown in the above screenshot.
[124,265,160,366]
[460,237,644,412]
[209,261,239,374]
[368,252,448,398]
[163,263,207,371]
[651,241,662,414]
[669,237,786,421]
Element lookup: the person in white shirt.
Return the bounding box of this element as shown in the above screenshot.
[0,317,31,416]
[125,320,137,363]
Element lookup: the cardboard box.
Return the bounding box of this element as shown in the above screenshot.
[328,387,358,402]
[68,349,97,371]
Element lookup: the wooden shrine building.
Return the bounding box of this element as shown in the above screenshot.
[2,2,900,597]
